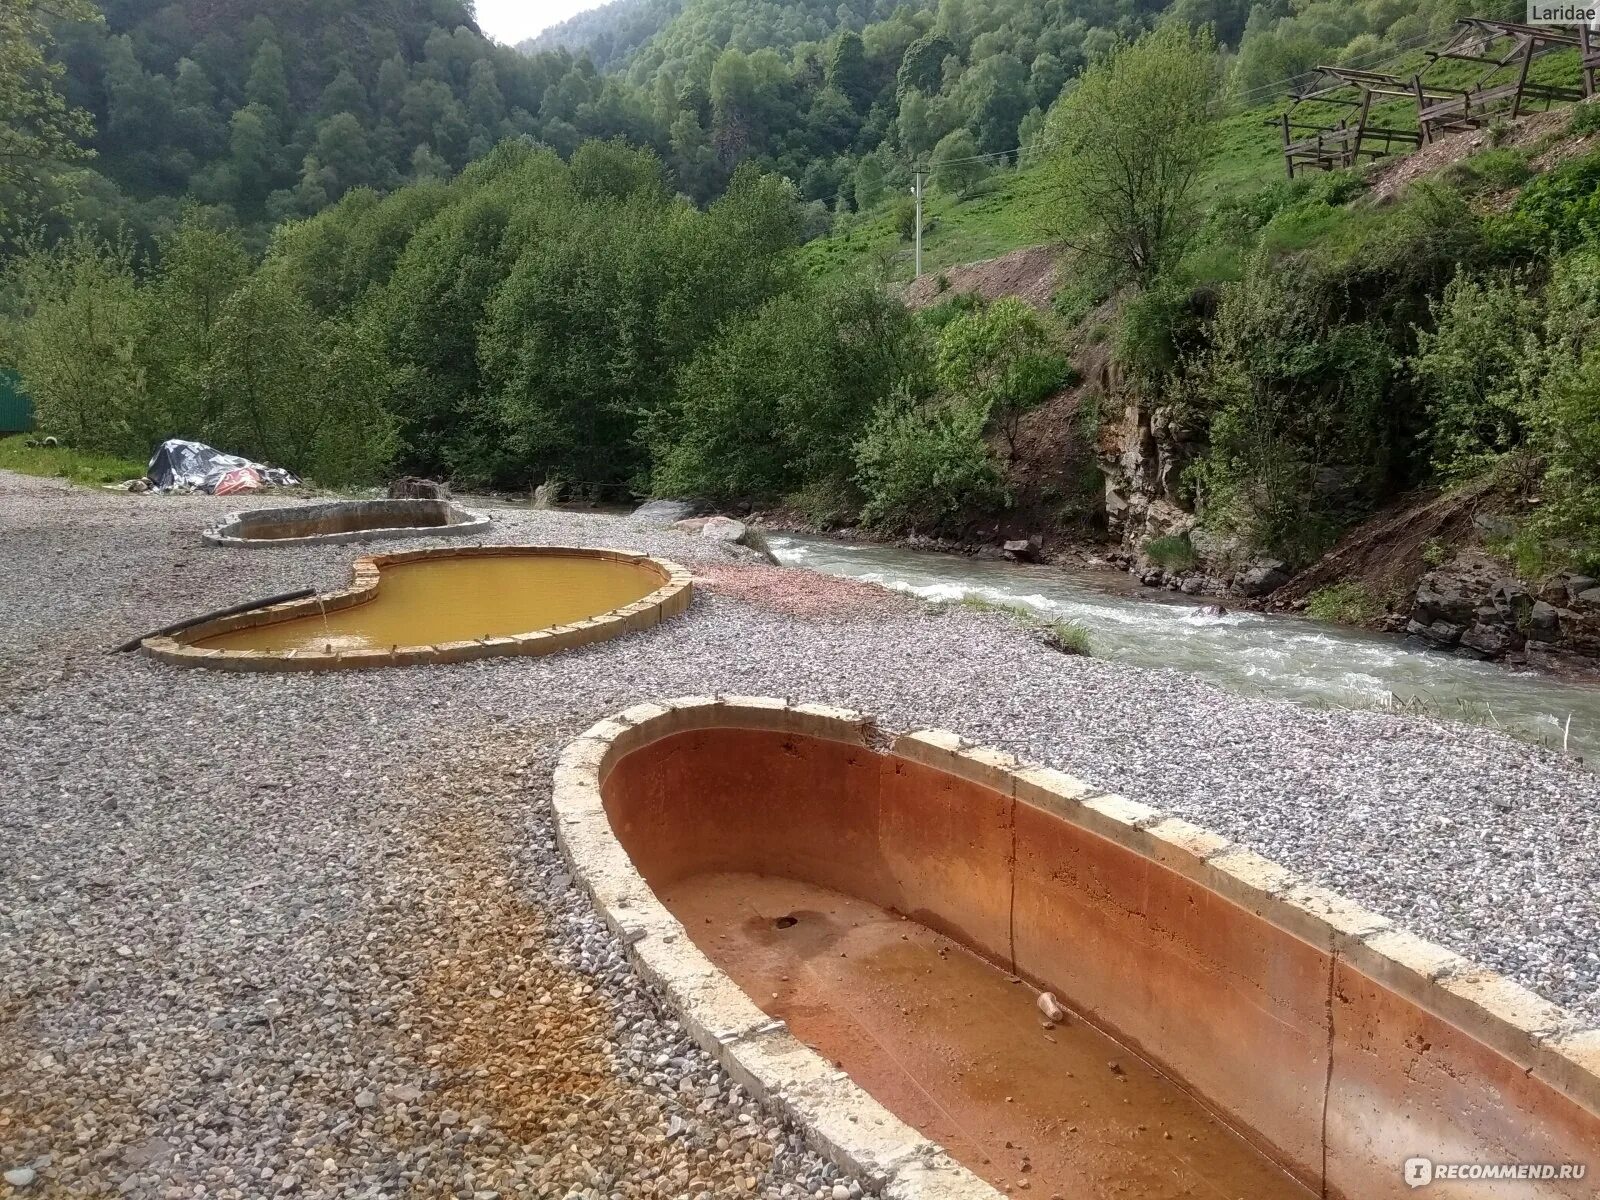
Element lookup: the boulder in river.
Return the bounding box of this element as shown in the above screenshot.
[1236,559,1290,597]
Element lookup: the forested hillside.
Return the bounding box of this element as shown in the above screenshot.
[7,0,1600,659]
[11,0,677,248]
[4,0,1530,253]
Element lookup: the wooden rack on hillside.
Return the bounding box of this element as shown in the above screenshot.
[1416,19,1588,141]
[1276,67,1430,177]
[1277,17,1600,178]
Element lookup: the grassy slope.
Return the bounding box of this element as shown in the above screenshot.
[0,435,145,486]
[802,47,1585,286]
[801,102,1289,285]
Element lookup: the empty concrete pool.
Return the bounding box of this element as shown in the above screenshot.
[142,546,690,670]
[553,698,1600,1200]
[204,498,490,546]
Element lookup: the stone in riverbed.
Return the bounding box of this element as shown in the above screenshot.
[1529,601,1562,641]
[1236,560,1290,597]
[1406,618,1464,648]
[700,516,746,543]
[633,499,703,523]
[5,1167,37,1188]
[1460,624,1515,658]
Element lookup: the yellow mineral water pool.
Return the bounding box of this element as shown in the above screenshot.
[141,546,692,671]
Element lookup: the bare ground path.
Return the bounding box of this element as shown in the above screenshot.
[2,472,1597,1198]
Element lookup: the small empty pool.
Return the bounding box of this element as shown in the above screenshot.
[204,498,490,546]
[141,546,691,670]
[556,699,1600,1200]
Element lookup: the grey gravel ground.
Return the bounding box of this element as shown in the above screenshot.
[3,472,1599,1198]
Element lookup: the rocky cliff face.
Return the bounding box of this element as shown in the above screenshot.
[1098,391,1193,547]
[1095,388,1282,594]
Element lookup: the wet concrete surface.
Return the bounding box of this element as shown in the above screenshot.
[661,871,1311,1200]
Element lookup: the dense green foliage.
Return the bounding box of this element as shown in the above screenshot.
[1110,119,1600,572]
[653,281,926,501]
[5,142,806,489]
[12,0,1600,579]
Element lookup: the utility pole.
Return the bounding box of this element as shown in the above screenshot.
[910,169,923,280]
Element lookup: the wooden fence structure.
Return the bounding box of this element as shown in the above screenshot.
[1278,17,1600,178]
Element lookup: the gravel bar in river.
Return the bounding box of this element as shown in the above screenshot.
[2,471,1598,1198]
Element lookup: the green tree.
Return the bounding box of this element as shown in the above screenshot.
[8,233,149,453]
[654,282,927,500]
[930,128,984,194]
[897,33,957,96]
[144,210,251,441]
[209,270,397,484]
[1044,24,1220,283]
[0,0,99,225]
[852,156,885,210]
[826,30,873,111]
[244,35,290,122]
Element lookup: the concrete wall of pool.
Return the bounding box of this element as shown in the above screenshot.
[142,545,692,670]
[553,697,1600,1200]
[203,498,490,546]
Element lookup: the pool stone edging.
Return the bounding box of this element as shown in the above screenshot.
[202,497,492,547]
[141,545,692,671]
[550,695,1600,1200]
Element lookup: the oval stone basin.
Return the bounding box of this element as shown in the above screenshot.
[554,698,1600,1200]
[141,546,691,670]
[204,498,491,546]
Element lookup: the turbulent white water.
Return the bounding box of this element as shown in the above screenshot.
[771,533,1600,760]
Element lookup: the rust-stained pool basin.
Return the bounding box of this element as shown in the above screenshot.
[203,498,491,546]
[552,697,1600,1200]
[142,546,691,671]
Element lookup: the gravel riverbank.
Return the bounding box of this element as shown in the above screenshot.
[3,472,1598,1198]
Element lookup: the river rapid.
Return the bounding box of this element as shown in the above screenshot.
[771,533,1600,761]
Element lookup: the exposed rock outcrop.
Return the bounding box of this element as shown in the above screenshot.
[1406,551,1600,669]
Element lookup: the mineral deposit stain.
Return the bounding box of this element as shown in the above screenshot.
[198,554,662,654]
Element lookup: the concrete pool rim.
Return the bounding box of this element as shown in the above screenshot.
[141,545,693,671]
[202,497,492,547]
[552,696,1600,1200]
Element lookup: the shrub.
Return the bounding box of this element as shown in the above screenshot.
[1524,248,1600,562]
[1508,150,1600,252]
[1306,581,1382,624]
[1410,271,1540,481]
[7,234,152,456]
[934,296,1068,459]
[1422,538,1449,568]
[1144,533,1197,571]
[784,477,858,528]
[1185,251,1391,565]
[854,392,1005,534]
[1442,149,1532,194]
[931,129,987,194]
[1115,279,1192,383]
[1570,101,1600,138]
[893,195,920,242]
[1043,620,1092,655]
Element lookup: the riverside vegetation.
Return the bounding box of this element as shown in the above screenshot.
[6,0,1600,616]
